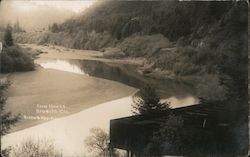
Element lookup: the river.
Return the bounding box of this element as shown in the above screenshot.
[2,44,198,156]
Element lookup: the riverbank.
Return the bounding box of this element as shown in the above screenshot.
[20,43,145,66]
[2,96,135,157]
[5,43,197,133]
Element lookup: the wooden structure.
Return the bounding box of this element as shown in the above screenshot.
[110,103,232,156]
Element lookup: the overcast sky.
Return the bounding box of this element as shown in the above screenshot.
[0,0,96,30]
[3,0,95,13]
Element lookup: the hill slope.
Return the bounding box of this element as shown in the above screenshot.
[14,1,247,101]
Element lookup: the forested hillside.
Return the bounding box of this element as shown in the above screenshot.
[14,1,248,102]
[57,1,232,40]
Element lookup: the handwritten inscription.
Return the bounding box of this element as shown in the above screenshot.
[36,104,68,114]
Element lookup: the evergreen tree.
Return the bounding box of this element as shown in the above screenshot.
[132,84,170,115]
[51,23,59,33]
[4,25,14,47]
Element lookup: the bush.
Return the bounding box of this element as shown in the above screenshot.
[84,127,124,157]
[103,47,125,58]
[9,138,62,157]
[1,52,14,73]
[0,45,34,73]
[117,34,171,57]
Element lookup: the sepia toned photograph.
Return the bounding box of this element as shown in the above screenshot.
[0,0,249,157]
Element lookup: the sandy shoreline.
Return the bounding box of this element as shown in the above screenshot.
[6,67,137,133]
[2,96,135,157]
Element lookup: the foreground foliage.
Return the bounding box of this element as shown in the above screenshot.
[84,127,124,157]
[9,138,62,157]
[0,81,19,157]
[0,45,35,73]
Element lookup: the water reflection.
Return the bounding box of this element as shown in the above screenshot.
[35,58,198,103]
[73,59,147,89]
[35,59,87,75]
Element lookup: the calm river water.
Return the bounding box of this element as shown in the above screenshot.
[35,57,198,107]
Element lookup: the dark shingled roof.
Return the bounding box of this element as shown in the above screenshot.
[110,103,231,156]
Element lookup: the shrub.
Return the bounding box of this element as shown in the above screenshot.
[117,34,171,57]
[103,47,125,58]
[0,52,14,73]
[84,127,123,157]
[0,45,34,73]
[9,138,62,157]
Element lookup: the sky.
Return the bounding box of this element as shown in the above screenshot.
[0,0,96,30]
[10,0,95,13]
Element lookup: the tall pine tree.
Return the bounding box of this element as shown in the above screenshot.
[132,84,170,115]
[4,25,14,47]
